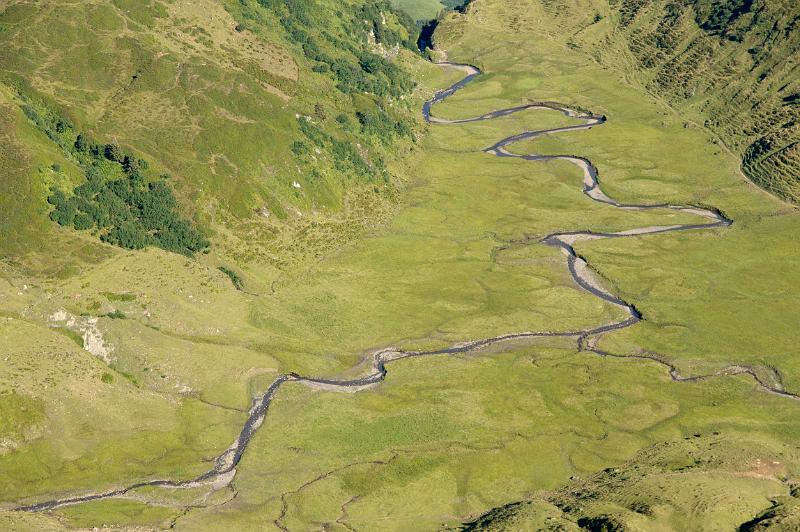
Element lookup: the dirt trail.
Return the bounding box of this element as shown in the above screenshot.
[14,62,798,515]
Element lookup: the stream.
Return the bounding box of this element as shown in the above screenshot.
[15,61,799,515]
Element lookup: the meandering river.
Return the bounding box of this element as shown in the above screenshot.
[16,61,798,515]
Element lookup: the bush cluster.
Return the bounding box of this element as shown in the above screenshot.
[358,0,418,49]
[693,0,753,34]
[218,266,245,290]
[356,109,411,144]
[21,96,209,256]
[296,117,374,178]
[48,169,209,255]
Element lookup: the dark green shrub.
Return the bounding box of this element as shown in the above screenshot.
[219,266,244,290]
[291,140,309,156]
[104,143,123,162]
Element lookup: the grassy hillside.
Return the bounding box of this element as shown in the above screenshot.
[462,434,800,530]
[0,0,423,274]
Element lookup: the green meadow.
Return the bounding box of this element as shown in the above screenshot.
[0,0,799,529]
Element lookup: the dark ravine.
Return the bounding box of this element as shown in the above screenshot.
[14,62,799,515]
[416,1,474,52]
[417,19,439,52]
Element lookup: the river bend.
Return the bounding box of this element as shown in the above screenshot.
[14,61,799,515]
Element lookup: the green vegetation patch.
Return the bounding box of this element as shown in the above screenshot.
[573,0,800,202]
[57,498,178,529]
[218,266,245,291]
[391,0,471,22]
[17,92,209,256]
[47,171,209,256]
[0,391,44,442]
[464,434,794,531]
[101,291,136,302]
[692,0,753,35]
[240,0,417,97]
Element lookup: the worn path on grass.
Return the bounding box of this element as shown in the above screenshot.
[15,61,799,515]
